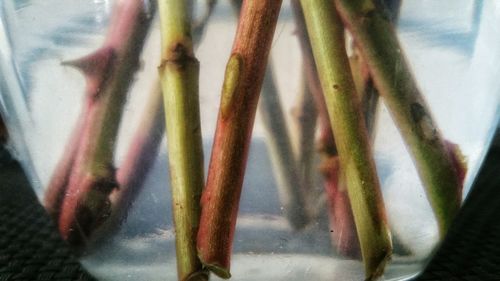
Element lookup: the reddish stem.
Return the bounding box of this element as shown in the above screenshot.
[112,83,164,224]
[445,140,467,187]
[321,157,361,259]
[44,0,155,249]
[230,0,309,231]
[197,1,283,278]
[44,114,87,221]
[87,82,165,243]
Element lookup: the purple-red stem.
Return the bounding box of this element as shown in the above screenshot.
[321,157,361,259]
[230,0,310,230]
[197,1,283,278]
[87,82,165,243]
[112,82,164,224]
[44,0,155,249]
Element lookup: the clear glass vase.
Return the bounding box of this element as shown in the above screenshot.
[0,1,499,280]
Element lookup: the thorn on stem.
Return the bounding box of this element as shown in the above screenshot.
[62,47,116,99]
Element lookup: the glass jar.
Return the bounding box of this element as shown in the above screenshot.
[0,0,499,280]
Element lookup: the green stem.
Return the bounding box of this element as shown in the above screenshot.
[291,0,360,259]
[335,0,463,236]
[90,81,165,243]
[157,1,207,280]
[290,0,336,156]
[299,0,392,279]
[197,1,283,278]
[92,2,216,244]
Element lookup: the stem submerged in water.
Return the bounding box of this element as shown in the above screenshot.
[88,81,165,243]
[113,81,164,222]
[291,0,361,259]
[230,0,309,230]
[157,1,207,280]
[258,66,310,230]
[44,0,156,248]
[298,0,392,279]
[335,0,464,236]
[197,1,283,278]
[291,71,318,203]
[91,0,216,245]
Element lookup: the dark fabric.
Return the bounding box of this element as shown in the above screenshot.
[0,153,96,281]
[0,127,499,280]
[416,129,500,281]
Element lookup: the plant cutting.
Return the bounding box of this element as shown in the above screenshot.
[21,1,475,280]
[290,73,318,202]
[90,81,165,242]
[291,0,361,259]
[157,0,207,280]
[348,42,379,137]
[230,0,309,231]
[259,68,311,229]
[196,1,283,278]
[91,0,217,245]
[43,0,156,248]
[351,0,403,136]
[334,0,466,236]
[297,1,392,279]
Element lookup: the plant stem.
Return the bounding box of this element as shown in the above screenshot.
[196,1,282,278]
[258,66,310,230]
[323,0,401,256]
[291,72,318,198]
[91,1,216,244]
[230,0,309,230]
[321,157,361,259]
[348,0,402,140]
[157,1,207,281]
[291,0,360,258]
[47,0,217,251]
[335,0,463,236]
[51,0,155,248]
[113,82,164,209]
[348,42,379,138]
[360,74,379,138]
[299,0,392,279]
[44,114,86,221]
[290,0,336,156]
[87,80,164,242]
